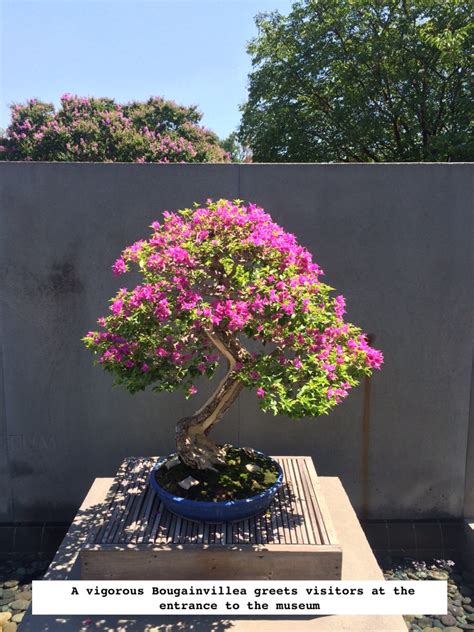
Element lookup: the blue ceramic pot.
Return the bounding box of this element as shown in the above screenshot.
[149,450,283,523]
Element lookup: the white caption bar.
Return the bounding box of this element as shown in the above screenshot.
[32,580,447,616]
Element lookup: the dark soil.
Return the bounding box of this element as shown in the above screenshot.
[154,445,280,502]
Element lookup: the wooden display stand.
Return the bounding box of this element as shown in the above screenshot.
[80,455,342,580]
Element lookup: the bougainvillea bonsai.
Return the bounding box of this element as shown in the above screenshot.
[83,199,383,499]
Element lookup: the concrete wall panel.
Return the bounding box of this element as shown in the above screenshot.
[0,162,472,522]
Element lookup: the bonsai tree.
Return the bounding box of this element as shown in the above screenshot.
[84,199,383,470]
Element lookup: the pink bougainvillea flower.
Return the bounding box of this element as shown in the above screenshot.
[112,258,127,275]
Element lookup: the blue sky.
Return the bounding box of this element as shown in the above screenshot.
[0,0,294,138]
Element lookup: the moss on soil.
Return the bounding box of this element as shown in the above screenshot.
[154,445,280,502]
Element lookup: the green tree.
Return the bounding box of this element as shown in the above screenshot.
[221,131,253,162]
[240,0,473,162]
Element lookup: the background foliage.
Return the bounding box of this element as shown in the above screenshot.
[0,95,231,163]
[239,0,473,162]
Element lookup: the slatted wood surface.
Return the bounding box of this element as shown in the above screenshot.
[81,456,342,580]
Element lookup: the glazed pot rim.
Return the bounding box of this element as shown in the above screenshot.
[149,448,283,508]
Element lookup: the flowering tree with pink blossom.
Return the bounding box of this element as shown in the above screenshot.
[84,199,383,470]
[0,95,230,163]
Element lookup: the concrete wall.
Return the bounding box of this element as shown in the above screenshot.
[464,335,474,517]
[0,162,472,523]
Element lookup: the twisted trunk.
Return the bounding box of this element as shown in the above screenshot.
[175,329,250,470]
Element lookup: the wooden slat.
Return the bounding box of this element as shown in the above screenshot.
[91,458,135,545]
[286,458,306,545]
[302,458,332,544]
[275,486,291,544]
[147,497,165,543]
[81,544,343,581]
[83,462,130,548]
[105,460,139,544]
[118,458,154,544]
[290,457,316,545]
[209,523,216,545]
[279,459,298,544]
[295,458,323,544]
[272,485,285,544]
[267,491,281,544]
[133,485,156,544]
